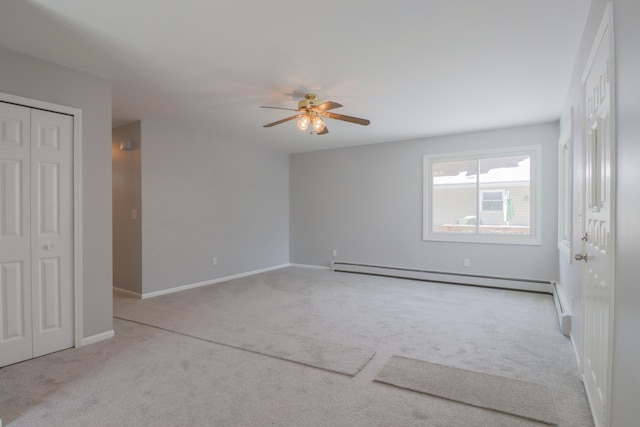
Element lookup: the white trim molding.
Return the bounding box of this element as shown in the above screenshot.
[80,330,115,347]
[139,263,291,299]
[289,263,332,270]
[113,287,142,299]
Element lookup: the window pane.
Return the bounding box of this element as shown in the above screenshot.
[431,160,478,233]
[424,146,540,245]
[478,156,530,235]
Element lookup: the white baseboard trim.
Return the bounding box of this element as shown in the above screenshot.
[331,261,554,294]
[141,263,291,299]
[80,329,115,347]
[289,263,331,270]
[113,286,142,299]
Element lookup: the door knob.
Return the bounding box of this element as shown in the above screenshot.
[45,244,54,250]
[575,253,589,262]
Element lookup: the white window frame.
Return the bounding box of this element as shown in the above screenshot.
[423,145,542,245]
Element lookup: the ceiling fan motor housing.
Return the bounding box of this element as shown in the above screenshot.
[298,93,320,110]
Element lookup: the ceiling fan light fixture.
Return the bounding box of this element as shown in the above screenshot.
[297,115,310,131]
[312,116,326,133]
[261,93,369,135]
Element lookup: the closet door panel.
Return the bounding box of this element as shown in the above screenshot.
[30,108,74,358]
[0,102,32,367]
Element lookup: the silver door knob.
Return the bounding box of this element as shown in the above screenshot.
[45,244,54,250]
[575,253,588,262]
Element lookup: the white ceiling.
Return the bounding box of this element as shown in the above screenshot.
[0,0,590,153]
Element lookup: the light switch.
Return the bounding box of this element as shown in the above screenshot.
[131,209,138,220]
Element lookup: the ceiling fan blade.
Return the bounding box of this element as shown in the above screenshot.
[322,112,370,126]
[263,114,302,127]
[317,125,329,135]
[315,101,343,112]
[260,106,300,112]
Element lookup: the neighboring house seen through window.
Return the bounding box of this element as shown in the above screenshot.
[423,146,541,245]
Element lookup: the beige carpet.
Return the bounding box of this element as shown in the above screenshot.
[375,355,557,425]
[1,267,594,426]
[114,294,375,376]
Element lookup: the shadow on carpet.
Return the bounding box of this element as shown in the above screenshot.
[374,355,557,425]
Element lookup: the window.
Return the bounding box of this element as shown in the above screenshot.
[423,146,541,245]
[558,108,573,260]
[481,191,504,212]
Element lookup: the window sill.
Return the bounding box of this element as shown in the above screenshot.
[424,231,541,246]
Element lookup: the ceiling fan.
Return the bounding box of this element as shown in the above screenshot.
[261,94,370,135]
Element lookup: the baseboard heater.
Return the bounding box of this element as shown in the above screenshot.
[552,282,572,336]
[330,261,554,294]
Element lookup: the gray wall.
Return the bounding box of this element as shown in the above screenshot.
[0,48,113,338]
[140,121,289,294]
[112,122,142,294]
[290,122,559,282]
[610,0,639,424]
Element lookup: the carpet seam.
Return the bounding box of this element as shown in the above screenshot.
[113,316,365,377]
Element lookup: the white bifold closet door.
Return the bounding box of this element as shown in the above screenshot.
[0,102,73,368]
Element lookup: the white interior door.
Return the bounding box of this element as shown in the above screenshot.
[30,108,74,358]
[0,103,33,367]
[0,102,73,367]
[578,7,615,427]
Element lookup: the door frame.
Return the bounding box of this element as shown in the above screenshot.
[1,91,83,348]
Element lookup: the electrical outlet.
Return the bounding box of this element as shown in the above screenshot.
[332,249,337,257]
[212,257,217,266]
[463,258,470,268]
